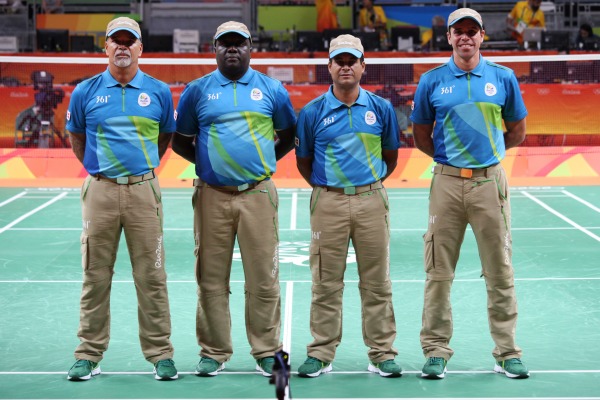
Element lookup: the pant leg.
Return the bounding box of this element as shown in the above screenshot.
[306,188,351,363]
[467,166,522,360]
[236,180,282,359]
[74,176,121,362]
[351,188,398,362]
[420,174,468,360]
[122,178,174,363]
[194,185,236,363]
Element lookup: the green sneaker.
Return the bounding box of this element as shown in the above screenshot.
[195,357,225,377]
[368,359,402,378]
[494,358,530,379]
[153,359,178,380]
[421,357,447,379]
[67,359,100,381]
[297,356,332,378]
[256,356,275,377]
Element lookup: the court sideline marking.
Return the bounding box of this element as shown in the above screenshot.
[520,191,600,242]
[0,191,26,207]
[0,192,68,235]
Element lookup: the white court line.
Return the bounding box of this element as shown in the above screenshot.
[290,192,298,230]
[562,190,600,213]
[521,191,600,243]
[0,192,68,235]
[1,369,599,376]
[2,277,600,284]
[5,226,600,232]
[0,191,27,208]
[282,281,293,356]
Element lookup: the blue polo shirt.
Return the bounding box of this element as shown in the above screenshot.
[66,68,176,178]
[410,56,527,169]
[295,86,400,187]
[175,67,296,187]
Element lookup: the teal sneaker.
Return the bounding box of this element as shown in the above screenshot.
[153,359,178,380]
[67,359,101,381]
[368,359,403,378]
[421,357,447,379]
[494,358,530,379]
[256,356,275,377]
[195,357,225,377]
[297,356,332,378]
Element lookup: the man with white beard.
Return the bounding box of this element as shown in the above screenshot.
[65,17,178,381]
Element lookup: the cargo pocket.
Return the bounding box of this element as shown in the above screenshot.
[80,233,90,272]
[309,241,322,282]
[423,231,434,274]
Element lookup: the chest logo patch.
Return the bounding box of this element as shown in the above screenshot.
[138,93,151,107]
[484,83,497,97]
[251,88,263,101]
[365,111,376,125]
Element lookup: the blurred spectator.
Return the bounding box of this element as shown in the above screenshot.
[359,0,388,49]
[7,0,26,13]
[507,0,545,46]
[42,0,63,14]
[421,15,446,50]
[575,23,600,50]
[316,0,339,32]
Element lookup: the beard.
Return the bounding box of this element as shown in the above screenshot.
[113,51,132,68]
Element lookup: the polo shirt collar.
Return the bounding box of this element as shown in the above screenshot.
[214,67,255,86]
[102,67,144,88]
[324,85,368,109]
[448,54,485,77]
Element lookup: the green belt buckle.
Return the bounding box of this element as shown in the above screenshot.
[344,187,356,195]
[237,183,249,191]
[116,177,129,185]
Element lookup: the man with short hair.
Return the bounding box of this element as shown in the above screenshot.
[295,34,402,379]
[172,21,296,378]
[66,17,177,381]
[411,8,529,380]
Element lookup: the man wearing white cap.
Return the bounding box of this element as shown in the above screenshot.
[410,8,529,379]
[66,17,178,381]
[295,34,402,378]
[173,21,296,377]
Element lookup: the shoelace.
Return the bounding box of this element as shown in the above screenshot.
[157,359,174,367]
[429,357,445,365]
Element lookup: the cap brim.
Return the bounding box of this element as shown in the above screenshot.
[214,30,251,41]
[107,27,140,39]
[448,16,483,28]
[330,48,363,58]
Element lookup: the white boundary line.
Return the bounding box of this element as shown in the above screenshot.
[290,192,298,231]
[0,192,68,235]
[521,191,600,242]
[562,190,600,213]
[0,191,27,208]
[1,369,599,376]
[2,277,599,284]
[282,281,293,356]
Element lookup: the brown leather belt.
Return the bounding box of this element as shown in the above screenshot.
[433,164,498,178]
[193,178,265,192]
[321,180,383,195]
[94,170,155,185]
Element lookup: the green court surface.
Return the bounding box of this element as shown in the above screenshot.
[0,186,599,399]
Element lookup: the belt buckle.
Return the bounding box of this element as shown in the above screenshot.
[460,168,473,179]
[116,177,129,185]
[237,183,249,191]
[344,187,356,195]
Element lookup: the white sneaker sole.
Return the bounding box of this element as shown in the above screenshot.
[421,367,446,379]
[256,364,273,377]
[368,363,402,377]
[494,364,530,379]
[299,363,332,378]
[153,367,179,380]
[67,366,101,381]
[195,362,225,376]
